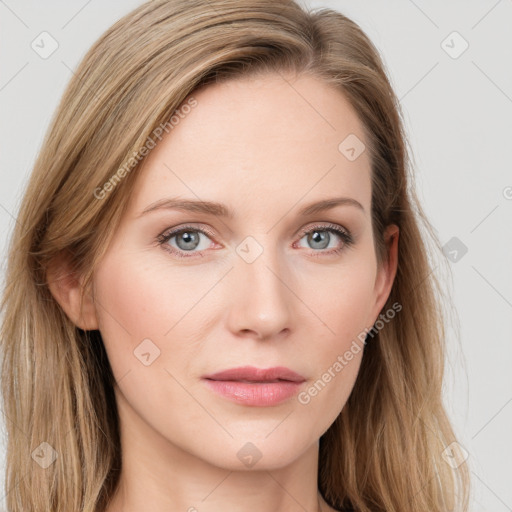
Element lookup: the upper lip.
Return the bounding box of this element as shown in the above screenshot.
[203,365,306,383]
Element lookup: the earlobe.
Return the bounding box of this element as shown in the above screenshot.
[46,254,99,331]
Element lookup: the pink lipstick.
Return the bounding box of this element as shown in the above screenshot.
[202,365,306,406]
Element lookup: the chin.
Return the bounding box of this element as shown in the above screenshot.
[196,433,313,472]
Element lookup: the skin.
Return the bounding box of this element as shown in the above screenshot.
[49,71,398,512]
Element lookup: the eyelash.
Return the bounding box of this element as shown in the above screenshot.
[156,223,354,259]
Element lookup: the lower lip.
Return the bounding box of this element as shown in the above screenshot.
[203,379,303,406]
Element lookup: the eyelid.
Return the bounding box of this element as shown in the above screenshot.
[159,222,216,240]
[295,222,350,238]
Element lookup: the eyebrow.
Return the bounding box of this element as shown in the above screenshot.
[138,196,365,218]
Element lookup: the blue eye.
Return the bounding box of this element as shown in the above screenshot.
[156,223,354,259]
[156,225,214,258]
[295,224,353,255]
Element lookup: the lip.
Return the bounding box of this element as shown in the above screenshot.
[203,365,306,383]
[202,365,306,407]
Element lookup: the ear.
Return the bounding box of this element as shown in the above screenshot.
[369,224,399,324]
[46,252,99,331]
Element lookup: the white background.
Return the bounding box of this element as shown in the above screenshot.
[1,1,511,510]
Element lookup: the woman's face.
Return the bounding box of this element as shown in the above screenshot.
[90,72,397,470]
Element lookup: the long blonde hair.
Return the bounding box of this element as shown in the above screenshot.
[0,1,470,510]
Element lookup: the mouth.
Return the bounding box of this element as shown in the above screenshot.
[201,366,306,406]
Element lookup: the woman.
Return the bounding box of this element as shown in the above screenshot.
[0,0,470,511]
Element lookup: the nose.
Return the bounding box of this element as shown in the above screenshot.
[225,245,293,341]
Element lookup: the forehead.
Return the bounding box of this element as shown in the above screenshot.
[128,72,372,217]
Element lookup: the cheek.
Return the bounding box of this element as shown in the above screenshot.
[295,256,376,412]
[93,257,157,346]
[299,256,377,347]
[91,251,217,433]
[92,250,220,375]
